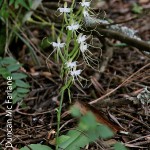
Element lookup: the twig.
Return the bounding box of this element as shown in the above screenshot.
[93,27,150,53]
[89,63,150,104]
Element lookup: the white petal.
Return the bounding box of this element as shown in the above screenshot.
[70,69,82,76]
[58,8,71,13]
[81,2,90,7]
[66,61,77,68]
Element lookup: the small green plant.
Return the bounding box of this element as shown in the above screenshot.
[132,3,143,14]
[0,57,30,104]
[18,0,129,149]
[44,0,129,149]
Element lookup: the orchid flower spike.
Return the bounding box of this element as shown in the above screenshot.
[77,33,87,44]
[58,2,71,13]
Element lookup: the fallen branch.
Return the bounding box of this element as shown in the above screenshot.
[92,27,150,53]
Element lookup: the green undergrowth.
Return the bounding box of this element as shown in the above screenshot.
[0,57,30,104]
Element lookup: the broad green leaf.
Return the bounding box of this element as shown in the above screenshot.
[12,73,27,80]
[70,106,81,117]
[12,90,18,100]
[97,124,114,139]
[57,135,70,144]
[15,79,30,88]
[114,142,128,150]
[13,96,22,104]
[78,112,97,131]
[59,130,90,150]
[20,144,53,150]
[7,63,22,72]
[0,67,7,73]
[17,93,28,98]
[17,87,30,93]
[1,71,11,79]
[1,57,17,65]
[12,82,17,90]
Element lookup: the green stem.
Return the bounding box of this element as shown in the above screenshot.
[56,90,64,150]
[55,78,72,150]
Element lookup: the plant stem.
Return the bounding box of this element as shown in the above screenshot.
[56,90,64,150]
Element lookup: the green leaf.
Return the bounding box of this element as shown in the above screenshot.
[12,73,27,80]
[57,135,70,144]
[7,63,22,72]
[114,142,128,150]
[20,144,53,150]
[58,111,114,150]
[1,57,17,65]
[0,67,7,73]
[13,96,22,104]
[12,90,18,100]
[70,106,81,117]
[15,79,30,88]
[132,3,143,14]
[78,112,97,131]
[58,130,90,150]
[15,0,30,10]
[1,71,11,79]
[40,37,51,49]
[17,87,30,93]
[12,82,17,90]
[97,124,114,139]
[9,0,15,5]
[17,93,28,98]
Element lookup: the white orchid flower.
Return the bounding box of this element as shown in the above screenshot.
[67,23,80,31]
[58,2,71,13]
[66,61,77,69]
[70,69,82,77]
[77,33,87,44]
[80,0,91,7]
[58,7,71,13]
[52,37,65,49]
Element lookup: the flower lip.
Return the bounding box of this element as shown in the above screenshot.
[80,42,88,53]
